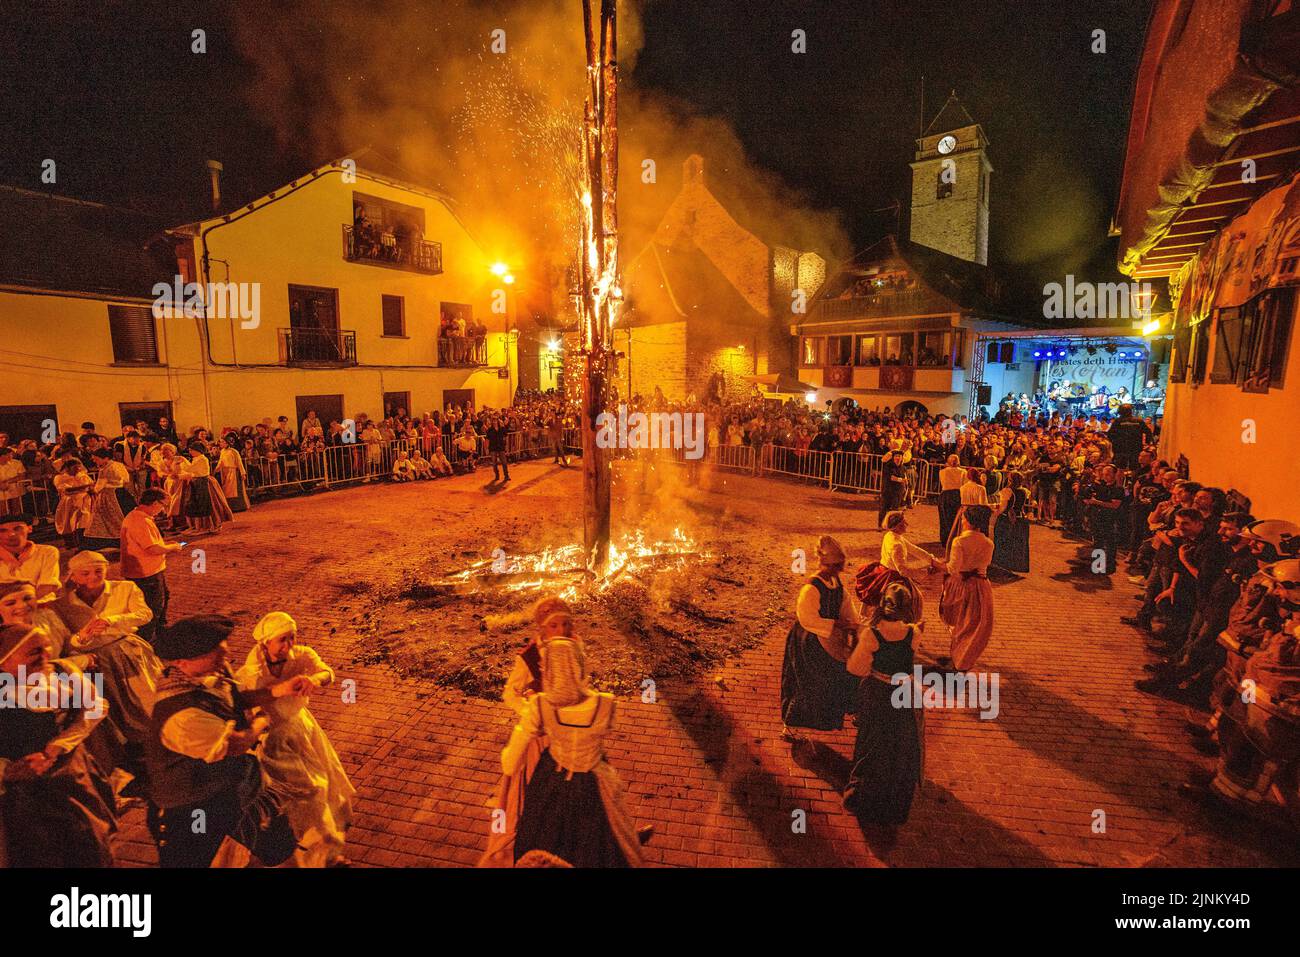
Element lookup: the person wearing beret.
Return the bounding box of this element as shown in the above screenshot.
[235,612,354,867]
[0,621,117,867]
[143,614,307,868]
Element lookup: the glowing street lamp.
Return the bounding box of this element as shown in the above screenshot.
[490,261,509,277]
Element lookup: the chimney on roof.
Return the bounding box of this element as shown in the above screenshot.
[205,159,224,212]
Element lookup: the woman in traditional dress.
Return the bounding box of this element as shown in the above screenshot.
[940,504,996,671]
[84,448,137,548]
[235,612,355,867]
[0,622,117,867]
[946,467,990,552]
[489,632,643,867]
[780,536,859,739]
[215,437,251,513]
[52,458,93,549]
[858,510,942,622]
[0,581,71,660]
[991,471,1032,574]
[843,582,923,826]
[49,551,160,781]
[154,443,185,530]
[180,446,234,534]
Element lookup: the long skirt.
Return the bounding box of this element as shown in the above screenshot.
[258,710,356,867]
[940,573,995,671]
[937,489,961,548]
[0,746,116,867]
[84,486,136,545]
[217,467,251,512]
[855,563,925,622]
[780,622,856,731]
[479,735,546,867]
[54,492,91,536]
[81,636,162,774]
[181,476,234,532]
[843,677,922,826]
[992,513,1031,574]
[510,750,642,868]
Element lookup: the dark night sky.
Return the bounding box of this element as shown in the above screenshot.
[0,0,1152,290]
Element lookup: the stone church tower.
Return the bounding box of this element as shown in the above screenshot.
[908,93,991,265]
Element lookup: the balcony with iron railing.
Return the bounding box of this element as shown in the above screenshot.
[278,327,358,366]
[342,224,443,275]
[437,334,488,368]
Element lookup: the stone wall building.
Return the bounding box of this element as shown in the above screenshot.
[617,156,826,402]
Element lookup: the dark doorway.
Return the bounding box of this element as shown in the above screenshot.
[296,394,345,432]
[442,388,474,414]
[119,401,173,436]
[0,404,58,444]
[383,391,410,420]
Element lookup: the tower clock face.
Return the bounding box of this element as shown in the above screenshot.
[937,135,957,155]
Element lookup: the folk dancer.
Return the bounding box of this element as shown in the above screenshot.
[49,550,160,785]
[939,505,996,671]
[0,622,117,867]
[781,536,860,739]
[843,582,924,826]
[491,635,644,867]
[143,614,301,868]
[236,612,355,867]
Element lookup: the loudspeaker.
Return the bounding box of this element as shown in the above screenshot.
[976,384,992,406]
[986,341,1000,363]
[1000,342,1015,363]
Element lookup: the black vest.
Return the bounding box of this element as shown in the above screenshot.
[143,676,260,810]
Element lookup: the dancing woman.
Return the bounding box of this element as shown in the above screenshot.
[780,536,860,738]
[843,582,923,826]
[940,505,996,671]
[487,633,643,867]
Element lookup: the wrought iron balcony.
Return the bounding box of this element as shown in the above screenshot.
[438,335,488,367]
[342,224,443,274]
[279,328,358,366]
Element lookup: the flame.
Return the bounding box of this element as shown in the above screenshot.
[450,528,701,604]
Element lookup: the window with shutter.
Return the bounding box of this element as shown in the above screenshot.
[381,295,405,337]
[1168,321,1190,383]
[1189,321,1210,384]
[108,305,160,364]
[1210,307,1243,384]
[1242,287,1295,393]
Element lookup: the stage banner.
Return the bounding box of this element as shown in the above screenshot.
[879,365,914,391]
[1046,356,1138,391]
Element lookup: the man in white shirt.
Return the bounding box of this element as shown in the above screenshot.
[0,447,26,517]
[0,514,61,601]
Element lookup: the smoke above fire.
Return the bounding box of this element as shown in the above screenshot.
[230,0,849,319]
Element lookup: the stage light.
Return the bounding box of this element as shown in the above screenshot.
[1057,349,1067,358]
[1105,344,1117,355]
[1141,319,1161,336]
[1033,350,1043,359]
[1086,345,1097,356]
[805,392,818,403]
[1117,351,1127,358]
[1132,350,1144,359]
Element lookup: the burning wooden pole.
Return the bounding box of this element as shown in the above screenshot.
[577,0,620,574]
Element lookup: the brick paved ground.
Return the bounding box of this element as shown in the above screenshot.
[109,460,1299,867]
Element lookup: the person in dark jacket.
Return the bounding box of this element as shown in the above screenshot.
[144,614,304,867]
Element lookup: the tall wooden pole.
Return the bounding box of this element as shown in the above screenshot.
[579,0,619,573]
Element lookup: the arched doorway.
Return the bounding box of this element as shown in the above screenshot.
[896,400,928,418]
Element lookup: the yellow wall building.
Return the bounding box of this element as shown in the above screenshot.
[0,157,519,442]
